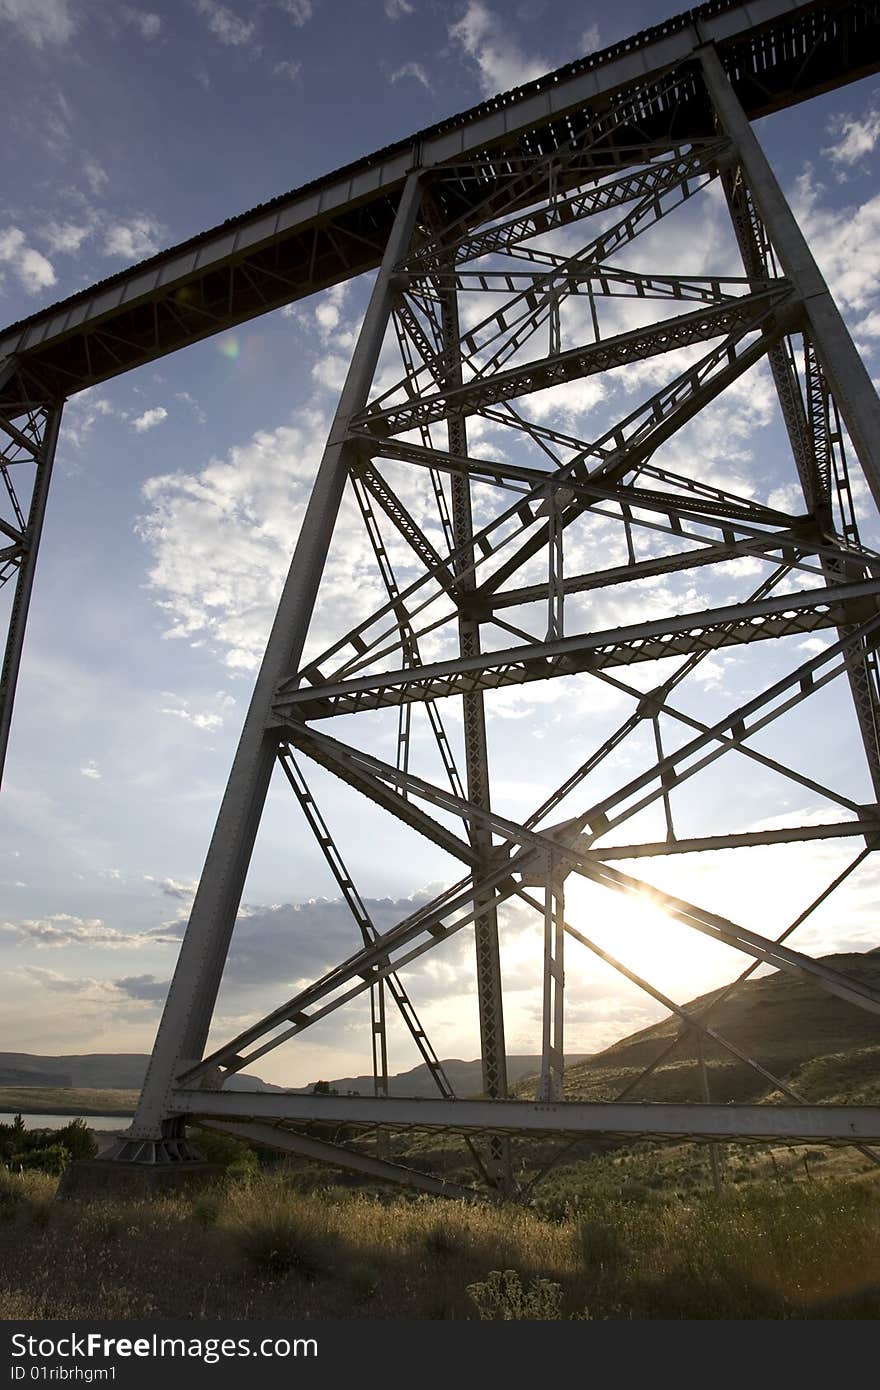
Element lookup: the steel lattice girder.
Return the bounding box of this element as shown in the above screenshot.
[168,1089,880,1144]
[359,293,790,434]
[274,583,880,718]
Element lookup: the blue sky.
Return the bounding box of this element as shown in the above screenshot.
[2,0,880,1089]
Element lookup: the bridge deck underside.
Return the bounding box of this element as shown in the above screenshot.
[3,0,880,406]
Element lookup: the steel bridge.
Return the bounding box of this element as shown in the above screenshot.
[4,0,880,1197]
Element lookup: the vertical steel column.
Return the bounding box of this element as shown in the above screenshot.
[698,44,880,512]
[0,399,63,789]
[719,169,821,513]
[707,48,880,798]
[546,486,564,643]
[439,273,511,1190]
[536,864,565,1102]
[127,168,424,1144]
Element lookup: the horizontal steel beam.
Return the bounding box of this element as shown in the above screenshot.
[171,1089,880,1142]
[430,267,762,297]
[359,293,787,435]
[360,432,802,527]
[408,146,719,270]
[590,817,880,857]
[483,531,814,612]
[274,578,880,718]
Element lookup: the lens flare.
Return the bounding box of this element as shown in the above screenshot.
[217,335,240,359]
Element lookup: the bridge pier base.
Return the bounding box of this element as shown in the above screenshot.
[56,1158,222,1201]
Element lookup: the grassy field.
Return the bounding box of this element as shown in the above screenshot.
[1,1143,878,1320]
[2,953,877,1320]
[0,1087,137,1117]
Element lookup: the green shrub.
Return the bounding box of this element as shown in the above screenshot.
[0,1168,26,1218]
[191,1190,224,1229]
[0,1117,25,1163]
[467,1269,564,1320]
[577,1217,628,1272]
[234,1206,332,1280]
[13,1144,69,1174]
[422,1221,473,1260]
[55,1119,98,1162]
[188,1126,259,1174]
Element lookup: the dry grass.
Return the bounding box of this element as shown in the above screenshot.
[0,1088,138,1116]
[0,1164,878,1320]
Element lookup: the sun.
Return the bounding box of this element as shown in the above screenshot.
[559,873,748,1007]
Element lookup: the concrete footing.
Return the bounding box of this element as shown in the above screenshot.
[57,1159,224,1200]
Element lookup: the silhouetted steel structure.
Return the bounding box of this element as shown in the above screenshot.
[4,0,880,1196]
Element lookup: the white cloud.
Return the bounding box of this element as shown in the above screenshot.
[62,388,123,451]
[135,411,382,671]
[855,309,880,341]
[132,406,168,433]
[79,761,101,780]
[390,61,430,91]
[153,876,198,901]
[273,59,301,80]
[311,353,349,391]
[313,281,347,337]
[175,390,207,424]
[159,690,236,731]
[0,227,56,294]
[385,0,414,16]
[580,21,600,52]
[160,707,223,731]
[823,103,880,170]
[104,216,166,261]
[524,375,606,424]
[1,228,30,260]
[40,220,91,254]
[5,914,146,949]
[792,167,880,313]
[124,8,162,38]
[15,246,57,294]
[449,0,549,96]
[277,0,312,23]
[0,0,77,46]
[194,0,257,46]
[39,91,74,154]
[84,158,109,196]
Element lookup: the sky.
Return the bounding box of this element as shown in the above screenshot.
[2,0,880,1092]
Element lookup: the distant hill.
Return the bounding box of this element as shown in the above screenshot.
[7,943,877,1108]
[299,1055,589,1099]
[0,1051,589,1102]
[519,948,880,1105]
[0,1054,277,1093]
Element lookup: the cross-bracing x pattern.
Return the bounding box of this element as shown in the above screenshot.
[127,58,880,1196]
[0,380,63,781]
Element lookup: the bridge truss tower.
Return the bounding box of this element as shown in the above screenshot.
[4,3,880,1197]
